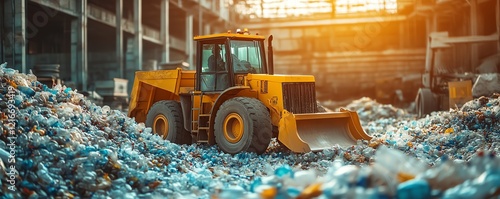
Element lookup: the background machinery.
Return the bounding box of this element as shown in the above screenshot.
[128,30,371,154]
[415,31,499,117]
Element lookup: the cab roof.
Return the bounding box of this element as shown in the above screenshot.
[194,32,266,41]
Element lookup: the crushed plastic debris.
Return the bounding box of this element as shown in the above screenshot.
[345,97,411,122]
[0,62,499,198]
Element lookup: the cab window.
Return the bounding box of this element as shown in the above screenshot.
[200,43,230,91]
[229,40,264,74]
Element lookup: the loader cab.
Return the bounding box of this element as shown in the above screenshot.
[195,33,267,92]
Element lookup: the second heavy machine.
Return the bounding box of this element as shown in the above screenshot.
[128,29,371,154]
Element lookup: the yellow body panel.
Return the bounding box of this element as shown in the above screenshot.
[248,74,315,82]
[242,74,372,152]
[242,74,316,125]
[448,80,473,109]
[128,68,195,122]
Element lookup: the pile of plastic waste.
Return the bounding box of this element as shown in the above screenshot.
[0,62,499,198]
[345,97,411,122]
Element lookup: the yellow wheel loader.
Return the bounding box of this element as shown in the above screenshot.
[128,29,371,154]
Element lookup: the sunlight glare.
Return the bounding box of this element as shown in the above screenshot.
[236,0,398,19]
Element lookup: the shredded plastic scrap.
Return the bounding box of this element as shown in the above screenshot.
[0,63,499,199]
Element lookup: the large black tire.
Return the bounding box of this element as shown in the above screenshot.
[214,97,272,155]
[145,100,192,144]
[416,88,439,118]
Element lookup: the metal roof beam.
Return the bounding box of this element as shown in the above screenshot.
[244,15,407,29]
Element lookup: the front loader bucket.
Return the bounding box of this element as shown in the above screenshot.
[278,108,371,153]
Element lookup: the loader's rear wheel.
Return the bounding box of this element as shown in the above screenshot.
[416,88,439,118]
[146,100,191,144]
[214,97,272,155]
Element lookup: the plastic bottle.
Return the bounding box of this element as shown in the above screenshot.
[36,163,55,185]
[396,179,431,199]
[274,165,294,178]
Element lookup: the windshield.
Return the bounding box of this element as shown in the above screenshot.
[229,40,265,74]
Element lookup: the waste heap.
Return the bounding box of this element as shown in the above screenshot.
[0,63,499,199]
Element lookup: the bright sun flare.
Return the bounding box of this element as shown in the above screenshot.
[237,0,398,18]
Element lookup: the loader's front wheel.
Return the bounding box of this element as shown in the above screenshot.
[146,100,191,144]
[214,97,272,155]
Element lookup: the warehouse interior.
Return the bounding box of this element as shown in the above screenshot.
[1,1,500,198]
[1,0,499,107]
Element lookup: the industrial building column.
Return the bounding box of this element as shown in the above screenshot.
[205,23,211,34]
[426,14,437,35]
[13,0,26,73]
[424,13,437,71]
[124,0,142,93]
[399,21,408,49]
[161,0,170,63]
[134,0,143,70]
[186,13,194,68]
[470,0,479,70]
[497,0,500,51]
[71,0,88,91]
[116,0,124,78]
[204,24,211,35]
[198,5,203,35]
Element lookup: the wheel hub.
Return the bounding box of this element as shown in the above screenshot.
[223,113,244,143]
[153,115,169,139]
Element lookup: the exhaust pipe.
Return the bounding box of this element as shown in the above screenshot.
[268,35,274,75]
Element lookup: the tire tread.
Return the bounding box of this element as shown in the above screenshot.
[146,100,191,144]
[215,97,272,154]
